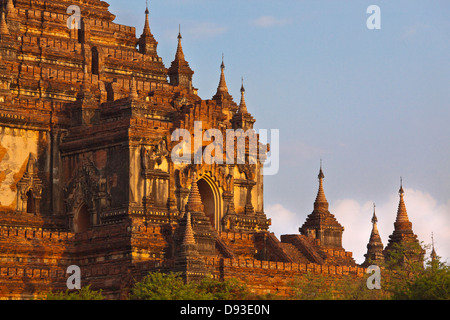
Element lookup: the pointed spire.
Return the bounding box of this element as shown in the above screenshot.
[185,171,204,213]
[143,0,151,36]
[138,1,158,55]
[175,24,185,61]
[395,177,410,225]
[238,77,248,114]
[430,232,437,262]
[314,160,328,210]
[363,202,384,267]
[216,54,229,95]
[370,203,381,238]
[0,11,9,36]
[168,25,194,89]
[6,0,17,19]
[182,211,196,247]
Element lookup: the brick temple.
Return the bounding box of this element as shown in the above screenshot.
[0,0,423,299]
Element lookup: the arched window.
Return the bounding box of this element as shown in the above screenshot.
[26,189,35,214]
[74,204,91,233]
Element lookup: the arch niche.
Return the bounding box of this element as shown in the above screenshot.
[196,174,223,232]
[73,204,91,233]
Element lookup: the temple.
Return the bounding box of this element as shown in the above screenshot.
[0,0,424,299]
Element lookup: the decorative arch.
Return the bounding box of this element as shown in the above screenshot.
[197,173,223,232]
[73,203,91,233]
[16,153,42,214]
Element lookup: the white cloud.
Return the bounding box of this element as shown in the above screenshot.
[265,203,300,236]
[266,189,450,266]
[251,16,291,28]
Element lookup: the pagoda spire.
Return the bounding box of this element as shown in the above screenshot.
[238,77,248,114]
[314,160,328,211]
[430,232,437,263]
[363,203,384,267]
[138,1,158,55]
[143,1,151,36]
[175,25,185,61]
[394,177,412,231]
[168,25,194,89]
[217,54,228,94]
[384,178,424,265]
[182,211,196,247]
[299,162,344,248]
[185,171,204,213]
[0,11,9,36]
[6,0,17,19]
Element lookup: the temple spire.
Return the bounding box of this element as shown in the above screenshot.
[6,0,17,19]
[168,25,194,89]
[238,77,248,114]
[138,1,158,55]
[185,171,204,213]
[182,211,196,247]
[216,54,229,95]
[395,177,411,227]
[314,160,328,210]
[363,203,385,267]
[175,24,185,61]
[143,0,150,35]
[0,11,9,36]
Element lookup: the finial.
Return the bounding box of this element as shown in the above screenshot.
[318,159,324,179]
[238,77,248,114]
[372,202,378,224]
[145,0,149,14]
[431,232,435,249]
[178,24,182,39]
[399,176,404,195]
[221,53,225,69]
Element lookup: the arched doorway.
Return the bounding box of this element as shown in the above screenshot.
[196,175,223,231]
[74,204,91,233]
[26,189,35,214]
[197,179,215,228]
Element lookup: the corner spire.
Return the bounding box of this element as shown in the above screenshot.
[143,1,151,36]
[175,24,185,61]
[138,1,158,55]
[216,54,229,95]
[238,77,248,114]
[182,211,196,247]
[185,171,204,213]
[0,11,9,36]
[6,0,17,19]
[168,25,194,89]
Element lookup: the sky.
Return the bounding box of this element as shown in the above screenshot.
[105,0,450,264]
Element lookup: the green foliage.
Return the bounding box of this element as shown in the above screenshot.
[128,272,212,300]
[44,285,104,300]
[197,276,250,300]
[389,255,450,300]
[289,241,449,300]
[289,272,388,300]
[128,272,257,300]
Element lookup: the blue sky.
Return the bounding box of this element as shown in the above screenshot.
[106,0,449,264]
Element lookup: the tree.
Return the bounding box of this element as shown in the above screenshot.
[127,272,255,300]
[44,285,104,300]
[197,276,250,300]
[127,272,212,300]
